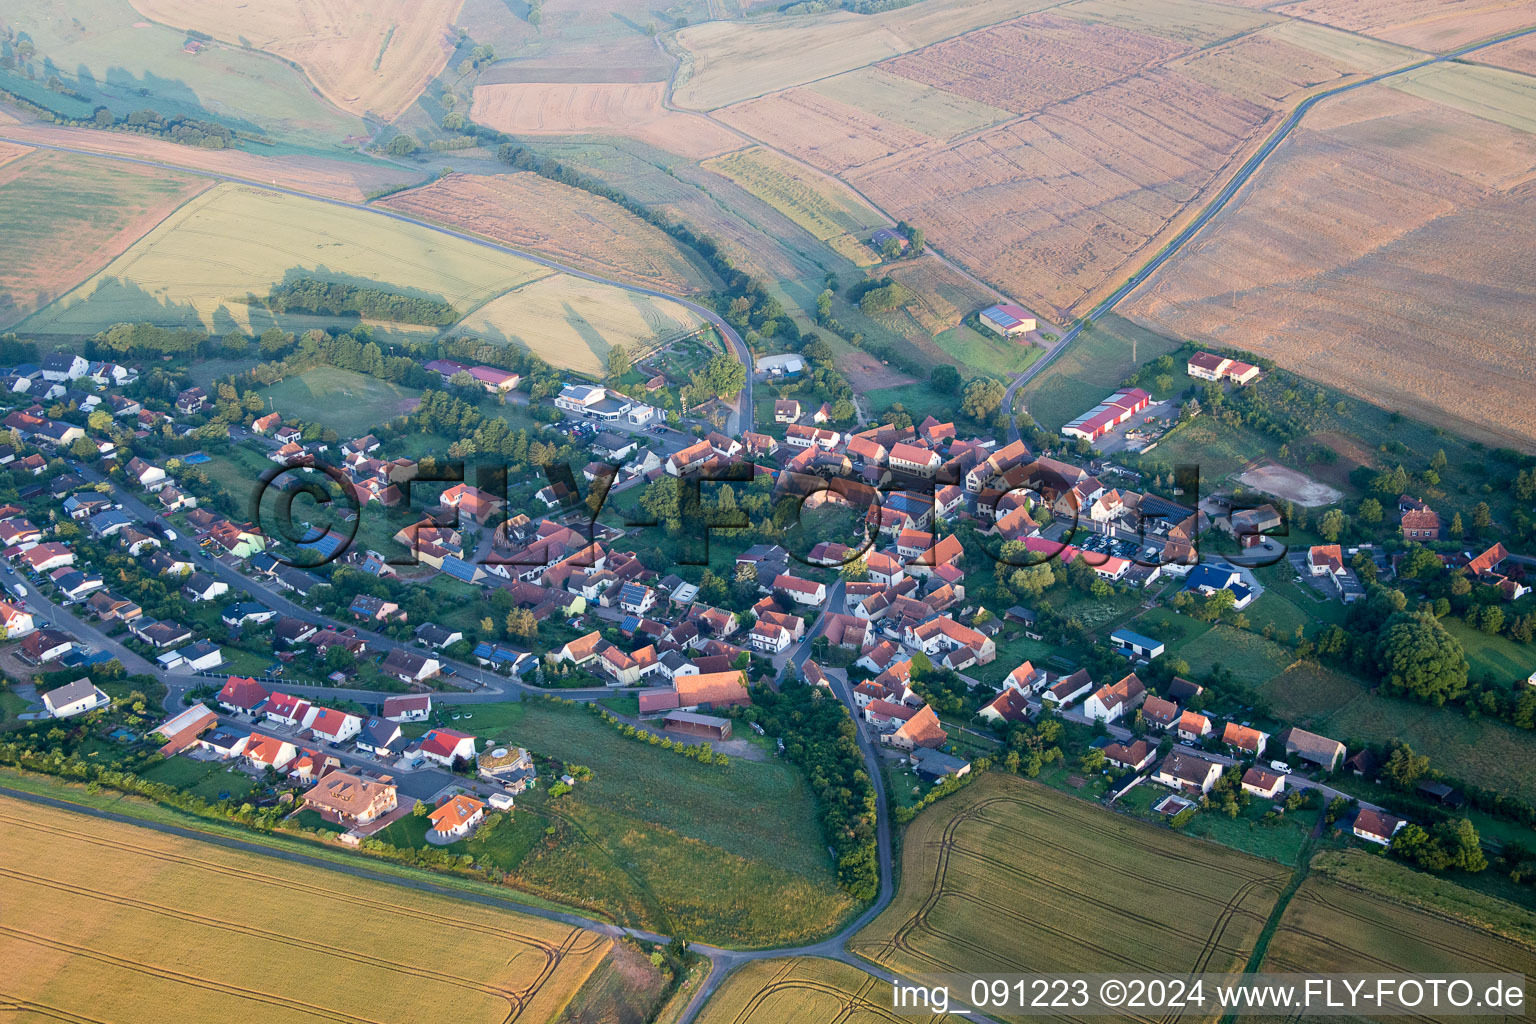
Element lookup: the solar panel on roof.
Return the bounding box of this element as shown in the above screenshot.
[441,556,479,582]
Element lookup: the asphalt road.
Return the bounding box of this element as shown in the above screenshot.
[1006,22,1536,442]
[0,134,753,435]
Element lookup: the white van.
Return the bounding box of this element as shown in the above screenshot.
[1269,760,1293,774]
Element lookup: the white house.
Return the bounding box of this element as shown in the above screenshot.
[415,727,477,767]
[41,678,110,718]
[307,706,363,744]
[382,694,432,722]
[1081,673,1146,724]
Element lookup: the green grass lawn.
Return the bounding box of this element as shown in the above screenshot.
[970,631,1064,686]
[599,696,641,717]
[1118,780,1321,865]
[1443,618,1536,687]
[1127,606,1214,653]
[1180,625,1295,687]
[865,381,956,423]
[930,324,1042,379]
[139,756,256,803]
[1262,662,1536,802]
[257,367,423,436]
[0,687,33,724]
[1144,415,1274,485]
[399,699,855,946]
[1021,314,1183,432]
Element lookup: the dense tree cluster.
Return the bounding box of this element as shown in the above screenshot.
[744,683,878,899]
[266,279,460,326]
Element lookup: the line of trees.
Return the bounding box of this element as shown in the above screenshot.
[742,682,879,900]
[265,279,460,326]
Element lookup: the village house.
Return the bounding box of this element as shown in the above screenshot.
[41,678,110,719]
[1241,767,1285,800]
[1082,673,1145,724]
[1103,738,1156,772]
[1222,722,1268,758]
[383,693,432,722]
[428,795,486,841]
[1352,807,1407,846]
[1154,750,1223,795]
[414,727,477,768]
[303,771,399,826]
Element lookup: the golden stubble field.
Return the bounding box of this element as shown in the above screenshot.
[850,774,1288,1023]
[128,0,462,120]
[0,795,610,1023]
[1272,0,1536,52]
[21,182,552,335]
[470,82,743,160]
[1127,78,1536,447]
[378,172,715,294]
[695,957,963,1024]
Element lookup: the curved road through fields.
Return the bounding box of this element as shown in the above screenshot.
[0,133,754,434]
[1006,22,1536,441]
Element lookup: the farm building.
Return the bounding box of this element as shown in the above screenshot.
[977,303,1037,337]
[1110,627,1164,661]
[756,353,805,376]
[662,710,733,740]
[1061,387,1151,442]
[1186,351,1259,385]
[1279,726,1346,770]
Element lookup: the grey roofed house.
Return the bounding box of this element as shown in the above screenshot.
[356,716,406,755]
[273,615,317,645]
[381,647,434,681]
[132,619,193,647]
[910,747,971,782]
[1165,677,1204,701]
[40,677,108,716]
[272,564,322,595]
[1279,726,1346,769]
[414,622,461,648]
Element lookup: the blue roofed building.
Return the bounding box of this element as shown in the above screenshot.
[1110,627,1164,661]
[1183,565,1254,610]
[439,554,486,585]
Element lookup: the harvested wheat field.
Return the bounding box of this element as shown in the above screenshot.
[22,182,553,335]
[881,10,1191,113]
[1247,851,1536,1023]
[0,149,207,329]
[471,82,741,159]
[1273,0,1536,52]
[0,795,609,1024]
[1128,83,1536,448]
[379,172,713,294]
[809,68,1014,141]
[694,957,962,1024]
[0,121,418,201]
[129,0,461,120]
[457,275,705,375]
[852,68,1279,319]
[671,0,1061,110]
[1477,33,1536,74]
[703,147,886,259]
[850,775,1287,1022]
[716,88,940,177]
[841,1,1421,320]
[0,140,28,168]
